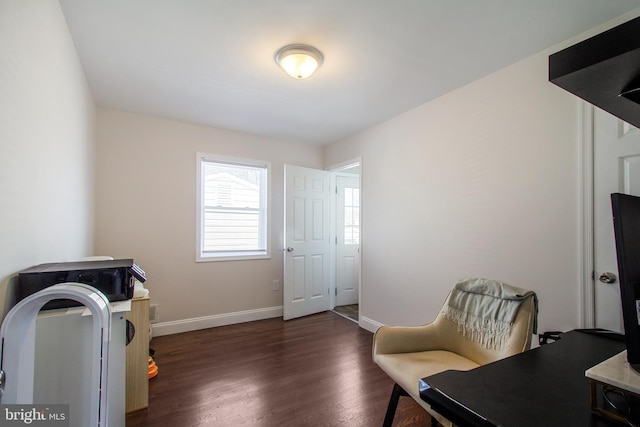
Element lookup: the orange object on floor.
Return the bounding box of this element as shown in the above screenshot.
[148,355,158,379]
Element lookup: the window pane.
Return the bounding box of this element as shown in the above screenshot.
[203,209,263,252]
[345,226,359,245]
[345,188,353,205]
[343,186,360,245]
[203,162,263,209]
[344,207,353,226]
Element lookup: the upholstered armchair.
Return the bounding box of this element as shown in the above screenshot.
[373,278,537,427]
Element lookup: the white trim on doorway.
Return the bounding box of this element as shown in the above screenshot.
[580,102,595,328]
[328,157,363,326]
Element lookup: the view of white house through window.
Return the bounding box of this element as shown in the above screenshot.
[344,187,360,245]
[198,154,269,260]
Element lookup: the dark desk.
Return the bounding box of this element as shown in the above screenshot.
[419,331,627,427]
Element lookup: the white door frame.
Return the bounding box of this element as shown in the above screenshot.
[580,102,596,328]
[328,158,362,316]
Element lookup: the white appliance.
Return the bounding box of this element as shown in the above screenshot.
[0,283,114,427]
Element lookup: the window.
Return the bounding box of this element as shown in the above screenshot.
[197,153,270,261]
[343,186,360,245]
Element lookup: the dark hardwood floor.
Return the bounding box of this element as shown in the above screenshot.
[126,311,430,427]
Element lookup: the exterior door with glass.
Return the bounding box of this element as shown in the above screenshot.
[335,174,360,307]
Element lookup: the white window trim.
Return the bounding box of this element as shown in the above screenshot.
[196,152,271,262]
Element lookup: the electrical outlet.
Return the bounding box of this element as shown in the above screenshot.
[149,304,159,324]
[272,279,280,291]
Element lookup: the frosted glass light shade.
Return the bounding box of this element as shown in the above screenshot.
[275,44,323,79]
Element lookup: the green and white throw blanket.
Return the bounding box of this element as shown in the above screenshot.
[443,278,538,350]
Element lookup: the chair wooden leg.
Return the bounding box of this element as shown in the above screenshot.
[383,383,408,427]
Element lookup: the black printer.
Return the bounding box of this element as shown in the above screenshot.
[18,259,146,310]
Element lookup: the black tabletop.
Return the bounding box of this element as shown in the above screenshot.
[419,330,628,427]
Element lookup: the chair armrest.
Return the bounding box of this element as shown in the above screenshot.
[373,322,445,356]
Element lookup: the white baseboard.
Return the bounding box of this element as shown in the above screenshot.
[359,315,383,333]
[151,306,382,337]
[151,305,283,337]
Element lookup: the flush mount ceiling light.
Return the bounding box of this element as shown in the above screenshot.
[275,44,323,79]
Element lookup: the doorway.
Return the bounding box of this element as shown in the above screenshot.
[591,106,640,331]
[330,161,361,323]
[582,104,640,330]
[282,161,361,322]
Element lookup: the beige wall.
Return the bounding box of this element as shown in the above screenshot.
[95,109,323,329]
[324,10,640,334]
[325,48,583,334]
[0,1,96,319]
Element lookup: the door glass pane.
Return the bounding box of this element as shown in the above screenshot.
[344,187,360,245]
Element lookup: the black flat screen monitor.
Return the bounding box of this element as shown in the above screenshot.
[611,193,640,372]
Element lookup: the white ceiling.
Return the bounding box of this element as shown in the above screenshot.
[59,1,640,146]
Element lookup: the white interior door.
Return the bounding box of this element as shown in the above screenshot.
[335,174,360,307]
[283,164,331,320]
[594,107,640,332]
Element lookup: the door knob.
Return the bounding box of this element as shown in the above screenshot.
[286,247,294,252]
[598,272,617,284]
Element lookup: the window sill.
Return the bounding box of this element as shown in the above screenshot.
[197,252,271,262]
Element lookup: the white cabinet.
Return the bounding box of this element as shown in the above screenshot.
[34,301,129,427]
